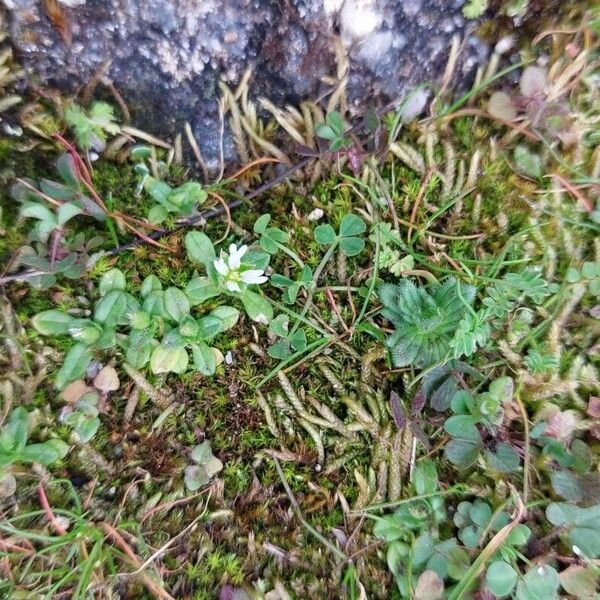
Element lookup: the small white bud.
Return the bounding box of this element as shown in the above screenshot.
[495,36,515,55]
[308,208,324,222]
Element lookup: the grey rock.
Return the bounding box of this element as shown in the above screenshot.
[5,0,488,168]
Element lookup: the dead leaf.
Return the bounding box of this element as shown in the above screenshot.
[93,366,120,393]
[586,396,600,419]
[520,66,547,98]
[414,570,444,600]
[559,565,598,599]
[488,91,517,121]
[61,379,93,404]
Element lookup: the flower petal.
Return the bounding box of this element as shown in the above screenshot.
[241,270,268,285]
[225,281,242,293]
[214,258,229,276]
[228,244,248,270]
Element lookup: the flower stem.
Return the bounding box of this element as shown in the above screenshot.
[289,239,339,337]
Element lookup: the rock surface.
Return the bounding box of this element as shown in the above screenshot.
[6,0,488,167]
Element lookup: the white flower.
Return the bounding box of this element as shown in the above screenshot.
[213,243,268,293]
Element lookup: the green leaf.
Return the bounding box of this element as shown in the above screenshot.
[95,326,116,349]
[179,315,199,338]
[412,533,436,567]
[315,124,336,140]
[444,415,479,439]
[21,202,57,224]
[185,277,220,305]
[150,346,189,374]
[185,232,216,266]
[423,538,462,580]
[55,152,79,188]
[161,329,187,349]
[290,329,307,352]
[240,290,273,324]
[269,314,289,337]
[210,306,240,331]
[413,459,438,495]
[196,316,224,340]
[148,204,168,224]
[254,213,271,234]
[271,273,296,289]
[68,319,103,344]
[39,180,76,202]
[381,278,475,368]
[89,101,119,133]
[339,236,365,256]
[469,499,492,527]
[373,514,405,542]
[0,408,29,455]
[515,565,560,600]
[125,330,155,369]
[505,524,530,547]
[566,267,580,283]
[72,415,100,443]
[550,470,583,502]
[141,275,162,297]
[462,0,488,19]
[445,437,482,469]
[65,104,95,149]
[571,439,592,475]
[18,439,69,466]
[191,441,223,474]
[314,224,337,245]
[488,376,513,403]
[57,202,83,225]
[164,287,191,322]
[327,111,344,133]
[243,249,270,271]
[268,340,292,359]
[485,443,520,473]
[514,145,542,179]
[185,441,223,490]
[32,310,74,335]
[94,290,129,326]
[458,525,481,548]
[130,145,151,160]
[191,342,217,375]
[486,561,517,597]
[145,177,171,203]
[445,543,470,580]
[99,268,126,296]
[56,343,93,390]
[339,214,366,237]
[546,502,600,558]
[143,290,166,317]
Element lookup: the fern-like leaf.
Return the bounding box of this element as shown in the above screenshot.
[379,278,476,368]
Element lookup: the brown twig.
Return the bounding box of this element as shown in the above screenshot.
[325,287,350,333]
[100,523,175,600]
[550,173,594,212]
[141,491,207,523]
[210,191,232,244]
[38,481,68,536]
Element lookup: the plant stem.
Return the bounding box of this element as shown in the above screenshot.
[289,239,339,337]
[448,487,525,600]
[272,456,348,563]
[353,221,380,330]
[439,60,530,116]
[274,241,305,269]
[349,484,467,514]
[265,297,329,336]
